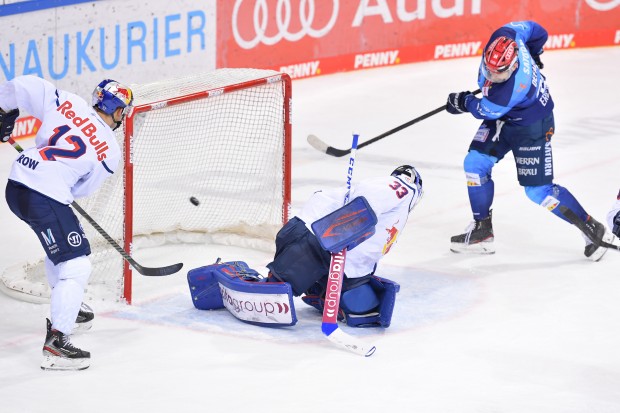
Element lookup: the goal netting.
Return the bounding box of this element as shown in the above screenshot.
[1,68,291,304]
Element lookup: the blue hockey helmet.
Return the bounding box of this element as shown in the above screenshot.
[391,164,424,211]
[92,79,133,117]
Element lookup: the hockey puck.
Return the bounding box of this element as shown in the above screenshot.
[190,196,200,206]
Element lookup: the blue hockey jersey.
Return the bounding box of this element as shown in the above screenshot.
[464,21,554,126]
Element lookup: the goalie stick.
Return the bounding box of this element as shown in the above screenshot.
[321,133,377,357]
[308,89,482,157]
[6,137,183,276]
[559,205,619,250]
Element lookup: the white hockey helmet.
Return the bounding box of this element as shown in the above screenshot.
[391,164,424,211]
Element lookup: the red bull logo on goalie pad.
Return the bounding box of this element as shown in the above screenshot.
[187,261,297,327]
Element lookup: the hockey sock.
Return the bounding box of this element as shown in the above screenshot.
[525,184,588,223]
[464,150,497,220]
[50,256,91,335]
[467,180,494,220]
[44,257,59,289]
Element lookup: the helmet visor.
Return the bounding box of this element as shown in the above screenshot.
[482,58,517,83]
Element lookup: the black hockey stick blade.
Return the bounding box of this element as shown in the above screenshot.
[130,260,184,276]
[308,89,482,157]
[559,205,619,250]
[307,134,351,157]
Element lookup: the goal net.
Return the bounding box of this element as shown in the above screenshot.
[1,68,291,304]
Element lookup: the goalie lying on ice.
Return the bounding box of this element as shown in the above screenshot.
[188,165,424,328]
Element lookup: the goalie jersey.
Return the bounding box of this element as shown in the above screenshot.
[0,76,121,204]
[298,174,421,279]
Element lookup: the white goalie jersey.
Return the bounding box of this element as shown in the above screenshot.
[298,174,422,279]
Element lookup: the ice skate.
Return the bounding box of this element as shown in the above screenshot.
[41,319,90,371]
[583,215,614,262]
[450,213,495,254]
[74,302,94,333]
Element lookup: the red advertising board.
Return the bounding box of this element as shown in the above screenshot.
[216,0,620,79]
[9,116,41,142]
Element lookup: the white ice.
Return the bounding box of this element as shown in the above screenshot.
[1,47,619,413]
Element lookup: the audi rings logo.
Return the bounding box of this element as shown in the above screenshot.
[585,0,620,11]
[232,0,339,49]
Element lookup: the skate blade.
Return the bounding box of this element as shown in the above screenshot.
[73,320,93,333]
[41,355,90,371]
[587,247,608,262]
[450,241,495,255]
[587,231,614,262]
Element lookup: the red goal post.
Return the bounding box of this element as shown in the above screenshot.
[0,68,292,305]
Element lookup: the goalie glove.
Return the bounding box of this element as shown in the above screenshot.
[0,108,20,143]
[613,211,620,238]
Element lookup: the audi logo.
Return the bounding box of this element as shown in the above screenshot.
[232,0,340,49]
[585,0,619,11]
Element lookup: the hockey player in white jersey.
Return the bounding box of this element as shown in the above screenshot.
[0,76,133,370]
[188,165,423,328]
[266,165,424,327]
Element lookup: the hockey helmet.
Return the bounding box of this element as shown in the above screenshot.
[391,164,424,211]
[482,36,519,83]
[92,79,133,117]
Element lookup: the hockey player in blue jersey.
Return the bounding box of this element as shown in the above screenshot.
[0,76,133,370]
[445,21,613,261]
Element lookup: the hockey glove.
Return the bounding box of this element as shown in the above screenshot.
[0,108,20,143]
[446,91,472,114]
[533,53,544,70]
[613,211,620,237]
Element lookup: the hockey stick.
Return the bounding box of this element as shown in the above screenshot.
[308,89,482,157]
[6,137,183,276]
[321,133,376,357]
[559,205,619,250]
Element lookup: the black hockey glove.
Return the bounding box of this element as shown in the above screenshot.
[446,91,472,114]
[0,108,20,143]
[533,54,544,70]
[613,211,620,237]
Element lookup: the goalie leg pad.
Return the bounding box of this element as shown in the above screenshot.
[187,265,225,310]
[340,283,380,314]
[188,261,297,327]
[301,276,400,328]
[311,196,378,253]
[344,276,400,328]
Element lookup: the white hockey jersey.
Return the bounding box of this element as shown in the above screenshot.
[298,175,421,279]
[0,76,121,204]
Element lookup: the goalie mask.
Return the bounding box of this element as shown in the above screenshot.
[92,79,134,130]
[391,164,424,211]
